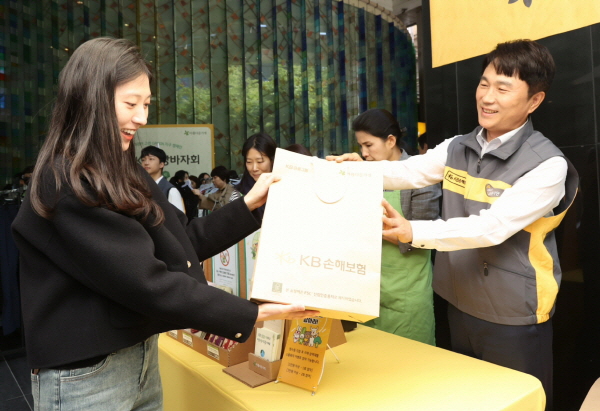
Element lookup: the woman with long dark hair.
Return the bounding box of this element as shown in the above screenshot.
[11,37,315,411]
[351,108,441,345]
[234,132,277,222]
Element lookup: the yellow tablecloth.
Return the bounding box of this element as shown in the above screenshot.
[158,325,545,411]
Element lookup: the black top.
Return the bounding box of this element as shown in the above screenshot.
[235,178,266,224]
[12,164,260,369]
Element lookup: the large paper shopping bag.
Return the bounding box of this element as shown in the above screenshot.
[250,149,382,322]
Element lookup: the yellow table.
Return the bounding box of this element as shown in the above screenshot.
[158,325,545,411]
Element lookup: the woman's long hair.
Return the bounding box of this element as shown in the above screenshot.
[235,132,276,195]
[30,37,164,224]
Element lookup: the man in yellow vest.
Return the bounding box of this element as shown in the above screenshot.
[330,40,578,411]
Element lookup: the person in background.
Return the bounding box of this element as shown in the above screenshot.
[284,143,312,156]
[228,169,240,186]
[11,37,317,411]
[234,132,277,222]
[172,170,189,186]
[196,172,213,217]
[418,132,429,154]
[188,175,200,190]
[20,165,34,188]
[198,172,210,186]
[352,108,441,345]
[194,166,240,212]
[172,169,198,222]
[330,40,579,410]
[5,165,35,190]
[140,145,185,213]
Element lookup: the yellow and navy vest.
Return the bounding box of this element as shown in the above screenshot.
[434,121,578,325]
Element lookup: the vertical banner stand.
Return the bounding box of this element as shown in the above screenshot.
[275,317,335,394]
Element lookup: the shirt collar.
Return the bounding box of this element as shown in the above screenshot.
[476,119,529,150]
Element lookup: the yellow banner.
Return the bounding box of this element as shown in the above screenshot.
[431,0,600,67]
[277,317,332,393]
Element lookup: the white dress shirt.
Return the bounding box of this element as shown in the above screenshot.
[155,176,185,213]
[382,122,568,251]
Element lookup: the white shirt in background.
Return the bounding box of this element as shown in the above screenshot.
[155,176,185,213]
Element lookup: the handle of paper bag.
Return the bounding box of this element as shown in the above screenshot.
[311,160,348,204]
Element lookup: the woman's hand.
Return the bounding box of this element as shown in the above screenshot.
[325,153,363,162]
[256,303,320,322]
[243,173,281,211]
[382,198,413,244]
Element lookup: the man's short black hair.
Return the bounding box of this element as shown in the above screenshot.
[482,39,555,98]
[141,145,167,163]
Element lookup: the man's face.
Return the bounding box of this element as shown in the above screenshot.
[141,154,164,179]
[476,64,544,141]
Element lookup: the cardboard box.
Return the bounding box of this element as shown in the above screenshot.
[223,361,273,388]
[223,319,347,388]
[248,353,282,380]
[179,328,257,367]
[222,356,282,388]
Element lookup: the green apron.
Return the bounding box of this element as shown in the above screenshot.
[364,190,436,346]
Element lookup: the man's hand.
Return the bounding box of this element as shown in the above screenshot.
[382,199,413,244]
[243,173,281,211]
[325,153,363,162]
[256,303,320,322]
[382,231,400,245]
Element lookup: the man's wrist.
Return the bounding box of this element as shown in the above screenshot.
[407,221,428,249]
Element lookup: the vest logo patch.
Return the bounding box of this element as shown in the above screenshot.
[444,170,466,188]
[485,183,504,197]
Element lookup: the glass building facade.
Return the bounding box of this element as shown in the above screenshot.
[0,0,416,181]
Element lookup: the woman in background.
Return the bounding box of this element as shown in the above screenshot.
[234,132,277,222]
[284,143,312,156]
[198,172,210,186]
[352,108,441,345]
[188,175,200,190]
[195,166,240,212]
[11,37,315,411]
[170,169,198,222]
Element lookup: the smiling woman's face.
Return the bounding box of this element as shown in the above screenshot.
[114,74,151,151]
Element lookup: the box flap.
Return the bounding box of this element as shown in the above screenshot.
[223,361,273,388]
